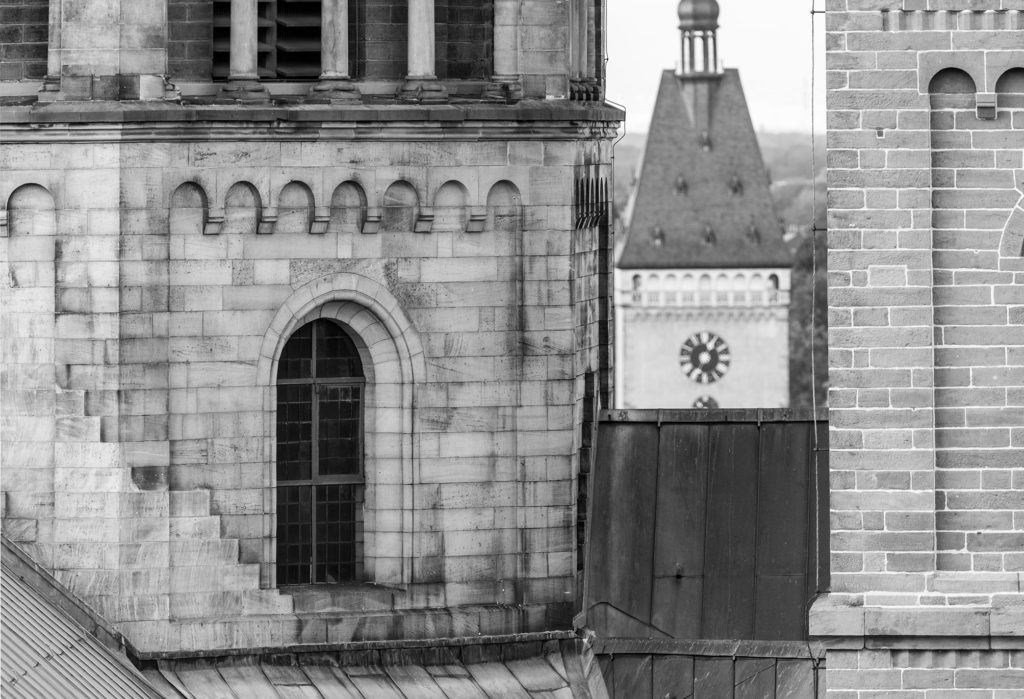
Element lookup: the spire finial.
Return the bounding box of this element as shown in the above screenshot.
[677,0,721,76]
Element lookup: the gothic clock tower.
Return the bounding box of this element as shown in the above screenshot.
[615,0,792,409]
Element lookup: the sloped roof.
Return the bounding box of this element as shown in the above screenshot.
[0,538,162,699]
[0,535,606,699]
[619,69,792,270]
[143,634,605,698]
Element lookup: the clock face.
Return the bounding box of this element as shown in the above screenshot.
[680,331,731,384]
[693,395,719,409]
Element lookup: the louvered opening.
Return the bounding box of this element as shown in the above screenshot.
[213,0,322,80]
[276,0,322,78]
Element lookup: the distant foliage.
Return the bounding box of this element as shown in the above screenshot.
[788,203,828,409]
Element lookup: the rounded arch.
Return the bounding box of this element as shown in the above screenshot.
[259,273,425,395]
[714,272,730,304]
[996,67,1024,93]
[276,181,315,235]
[6,183,56,237]
[330,181,368,234]
[258,274,426,587]
[921,56,982,96]
[996,68,1024,109]
[382,181,419,232]
[646,273,660,290]
[224,181,262,236]
[750,273,764,304]
[929,67,977,112]
[432,180,469,233]
[169,182,208,236]
[929,67,976,94]
[486,180,521,232]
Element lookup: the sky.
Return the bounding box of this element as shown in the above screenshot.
[605,0,827,135]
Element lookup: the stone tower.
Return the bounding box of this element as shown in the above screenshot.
[812,1,1024,694]
[0,0,621,653]
[615,0,792,410]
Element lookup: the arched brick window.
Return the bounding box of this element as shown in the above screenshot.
[276,319,365,584]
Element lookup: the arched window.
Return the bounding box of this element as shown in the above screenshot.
[767,273,781,304]
[630,274,643,303]
[277,319,365,585]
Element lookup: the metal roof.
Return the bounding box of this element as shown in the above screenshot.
[141,636,605,698]
[1,542,162,699]
[0,536,605,699]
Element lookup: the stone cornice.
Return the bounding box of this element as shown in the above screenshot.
[810,593,1024,651]
[0,100,624,143]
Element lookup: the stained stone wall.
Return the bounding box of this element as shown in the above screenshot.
[0,115,619,652]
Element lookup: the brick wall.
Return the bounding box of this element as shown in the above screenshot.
[826,0,1024,593]
[0,0,48,81]
[168,0,212,80]
[818,0,1024,696]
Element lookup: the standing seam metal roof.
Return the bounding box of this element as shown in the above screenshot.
[1,547,162,699]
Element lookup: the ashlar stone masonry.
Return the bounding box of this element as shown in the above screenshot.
[0,0,621,654]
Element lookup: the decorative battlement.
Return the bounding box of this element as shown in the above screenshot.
[884,8,1024,31]
[617,268,790,309]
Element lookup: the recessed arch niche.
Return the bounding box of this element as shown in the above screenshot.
[224,182,262,236]
[169,182,208,237]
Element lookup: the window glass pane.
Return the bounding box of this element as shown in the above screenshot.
[277,383,312,481]
[278,322,313,380]
[315,484,360,583]
[318,384,362,476]
[277,485,312,585]
[316,321,363,378]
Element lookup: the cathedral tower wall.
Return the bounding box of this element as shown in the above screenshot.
[815,1,1024,693]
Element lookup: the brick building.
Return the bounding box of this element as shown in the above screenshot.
[0,0,621,658]
[615,0,792,410]
[812,1,1024,695]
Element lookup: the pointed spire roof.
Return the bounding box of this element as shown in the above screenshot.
[618,69,792,270]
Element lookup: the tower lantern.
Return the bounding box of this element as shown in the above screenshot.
[677,0,721,75]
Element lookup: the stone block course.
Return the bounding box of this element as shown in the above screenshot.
[2,119,615,651]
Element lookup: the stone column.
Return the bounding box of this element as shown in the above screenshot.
[38,0,61,98]
[219,0,268,101]
[485,0,523,101]
[400,0,447,102]
[309,0,360,102]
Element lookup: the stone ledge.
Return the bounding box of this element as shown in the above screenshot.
[600,407,828,423]
[810,594,1024,650]
[0,99,626,126]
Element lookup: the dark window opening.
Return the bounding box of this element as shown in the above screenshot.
[277,319,365,585]
[435,0,493,80]
[350,0,407,79]
[210,0,493,81]
[213,0,323,80]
